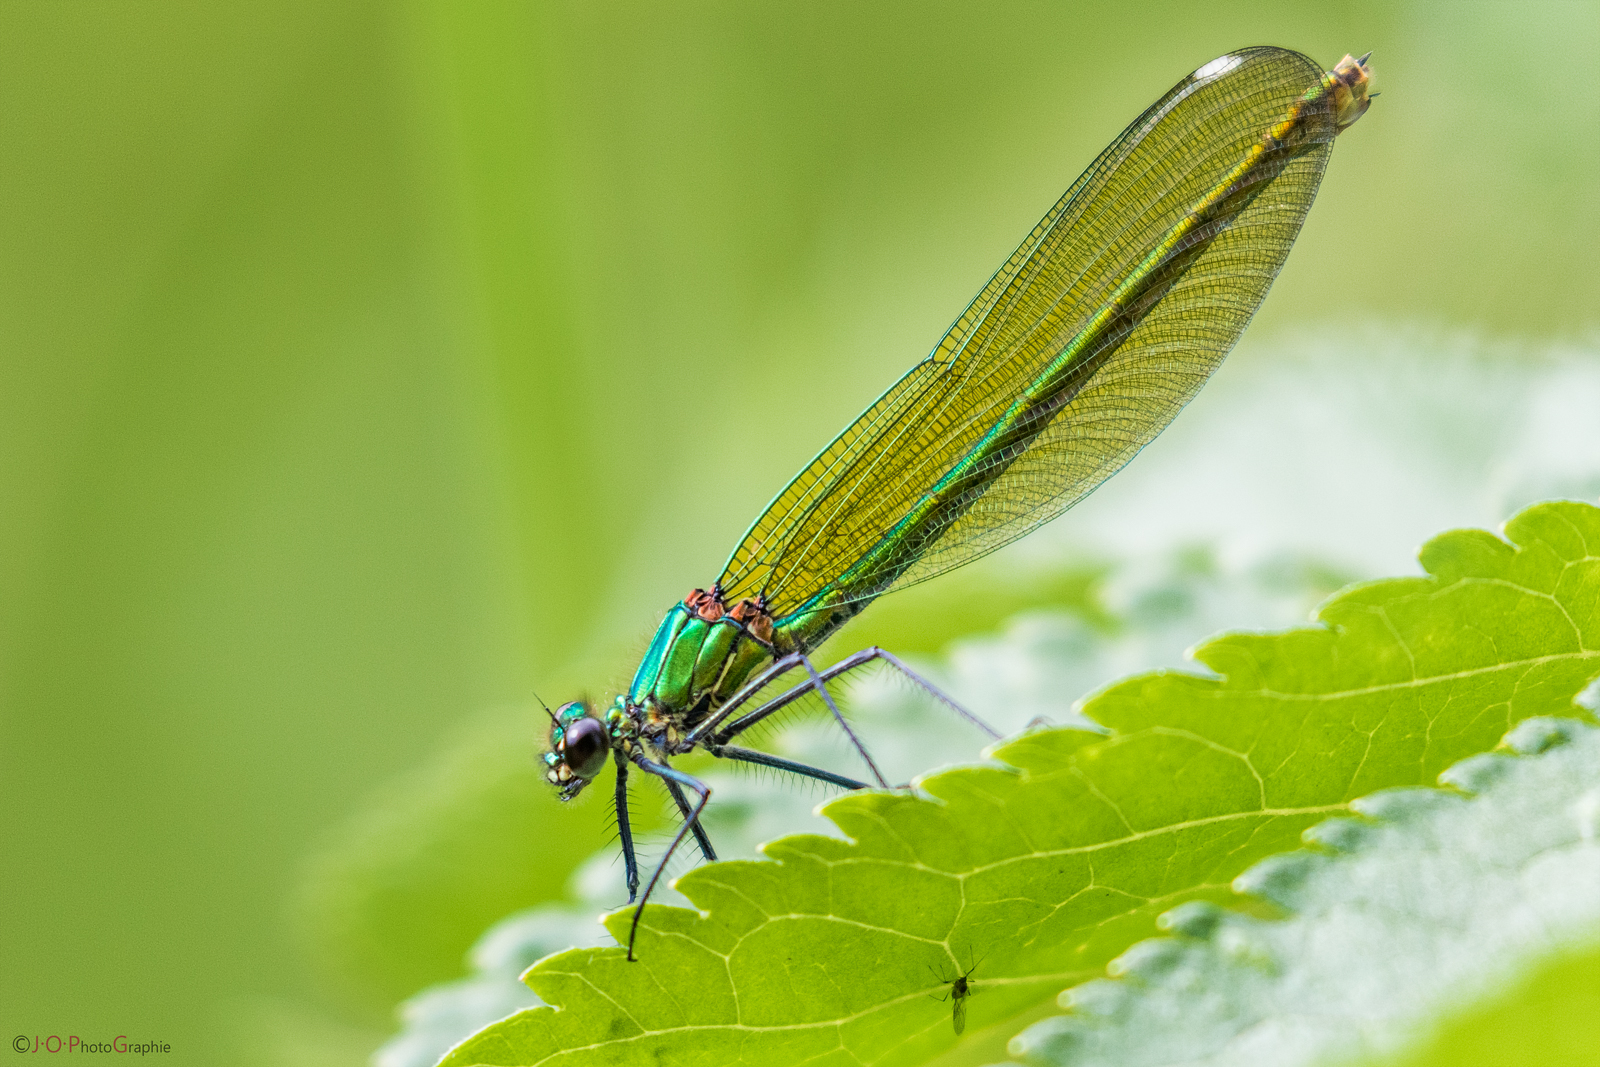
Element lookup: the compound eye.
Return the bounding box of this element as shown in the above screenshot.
[563,716,609,779]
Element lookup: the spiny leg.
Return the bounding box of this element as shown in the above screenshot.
[625,753,711,961]
[801,654,888,787]
[614,757,639,902]
[683,651,805,746]
[707,743,868,790]
[694,645,995,792]
[712,647,999,749]
[837,646,1000,740]
[661,776,718,862]
[710,669,824,743]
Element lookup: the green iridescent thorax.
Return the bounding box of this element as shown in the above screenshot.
[625,589,777,726]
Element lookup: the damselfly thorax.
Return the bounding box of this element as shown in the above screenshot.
[625,587,778,731]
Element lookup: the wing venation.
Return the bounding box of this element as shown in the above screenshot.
[717,47,1336,622]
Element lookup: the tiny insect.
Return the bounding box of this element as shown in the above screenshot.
[538,46,1375,961]
[931,951,984,1035]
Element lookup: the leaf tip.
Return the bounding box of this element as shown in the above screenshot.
[1157,900,1226,939]
[1437,753,1516,795]
[1503,716,1586,756]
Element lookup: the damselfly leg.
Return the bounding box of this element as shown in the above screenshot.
[705,648,1001,773]
[621,645,992,958]
[613,758,639,902]
[660,776,717,863]
[623,753,711,961]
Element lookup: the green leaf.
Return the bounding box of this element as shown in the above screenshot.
[440,501,1600,1067]
[1009,715,1600,1066]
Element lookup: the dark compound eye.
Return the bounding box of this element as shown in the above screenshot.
[563,716,609,779]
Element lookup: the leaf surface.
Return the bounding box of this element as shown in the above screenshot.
[441,501,1600,1067]
[1011,715,1600,1067]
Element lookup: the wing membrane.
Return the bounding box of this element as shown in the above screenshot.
[719,47,1336,620]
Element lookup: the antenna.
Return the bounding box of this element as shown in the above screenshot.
[532,687,560,727]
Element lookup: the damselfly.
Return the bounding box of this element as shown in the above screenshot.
[540,46,1374,959]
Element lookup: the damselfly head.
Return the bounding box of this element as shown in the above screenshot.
[542,700,609,798]
[1328,52,1374,133]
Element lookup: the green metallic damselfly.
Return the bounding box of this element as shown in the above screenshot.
[541,46,1374,960]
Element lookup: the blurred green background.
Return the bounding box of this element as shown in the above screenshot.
[2,1,1596,1064]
